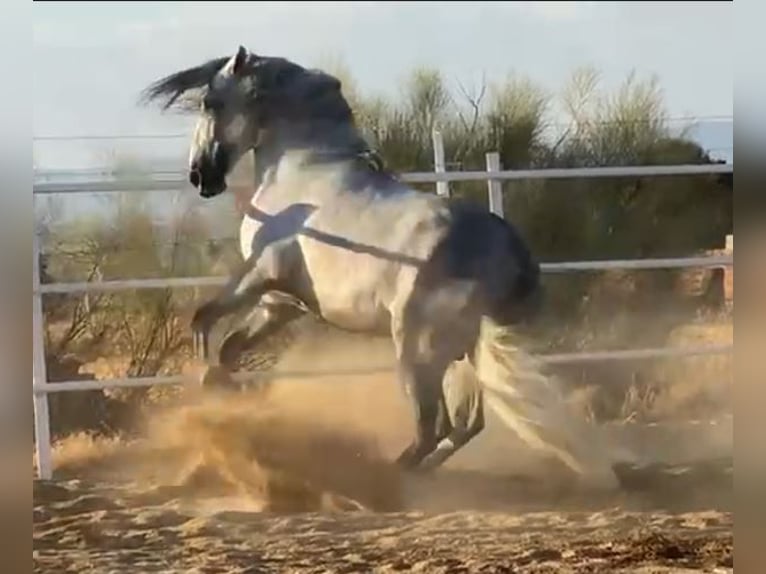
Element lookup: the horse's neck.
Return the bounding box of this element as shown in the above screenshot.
[249,121,404,209]
[253,120,362,189]
[271,118,370,155]
[252,121,368,190]
[252,145,278,191]
[249,145,318,208]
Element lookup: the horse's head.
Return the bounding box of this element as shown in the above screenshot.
[190,47,262,197]
[142,47,359,199]
[141,46,261,197]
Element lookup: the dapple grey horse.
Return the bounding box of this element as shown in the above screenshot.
[141,47,624,487]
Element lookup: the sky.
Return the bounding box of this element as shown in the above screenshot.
[33,1,735,171]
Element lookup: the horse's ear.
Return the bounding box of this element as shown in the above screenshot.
[232,45,247,75]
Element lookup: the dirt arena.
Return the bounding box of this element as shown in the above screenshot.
[34,335,733,573]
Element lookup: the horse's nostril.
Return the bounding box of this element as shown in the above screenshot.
[189,169,201,188]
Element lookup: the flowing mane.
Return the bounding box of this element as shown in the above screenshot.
[139,56,230,111]
[140,52,353,124]
[140,50,390,187]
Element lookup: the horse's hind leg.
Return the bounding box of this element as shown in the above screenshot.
[393,316,476,468]
[394,357,452,470]
[419,357,485,471]
[392,289,484,471]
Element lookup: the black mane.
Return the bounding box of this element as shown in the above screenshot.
[141,50,393,183]
[139,56,230,111]
[139,52,349,119]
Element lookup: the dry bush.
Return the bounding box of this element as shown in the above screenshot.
[36,159,295,439]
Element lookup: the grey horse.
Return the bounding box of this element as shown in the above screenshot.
[141,47,624,486]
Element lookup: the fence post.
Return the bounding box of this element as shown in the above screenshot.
[432,128,450,198]
[32,231,53,480]
[485,152,504,218]
[724,234,733,307]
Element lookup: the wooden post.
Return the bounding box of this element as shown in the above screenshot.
[486,152,504,218]
[432,128,450,198]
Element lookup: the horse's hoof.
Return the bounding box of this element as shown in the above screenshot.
[198,365,239,392]
[396,458,421,474]
[396,449,426,474]
[415,455,443,474]
[395,447,419,470]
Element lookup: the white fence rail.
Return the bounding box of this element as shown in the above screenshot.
[32,136,734,479]
[33,162,733,195]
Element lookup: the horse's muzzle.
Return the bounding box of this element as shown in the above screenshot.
[189,161,227,198]
[189,168,202,189]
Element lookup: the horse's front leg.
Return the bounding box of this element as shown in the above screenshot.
[191,244,292,362]
[200,292,308,391]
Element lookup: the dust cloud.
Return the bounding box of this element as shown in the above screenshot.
[49,319,733,517]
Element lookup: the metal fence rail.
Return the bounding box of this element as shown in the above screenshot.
[32,343,733,397]
[33,162,733,195]
[31,139,734,480]
[35,255,733,296]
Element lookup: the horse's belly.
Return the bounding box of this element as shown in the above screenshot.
[311,280,393,332]
[317,299,391,333]
[302,251,402,333]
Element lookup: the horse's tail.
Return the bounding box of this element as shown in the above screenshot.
[471,316,628,488]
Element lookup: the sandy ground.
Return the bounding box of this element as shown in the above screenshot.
[34,478,733,573]
[34,334,733,573]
